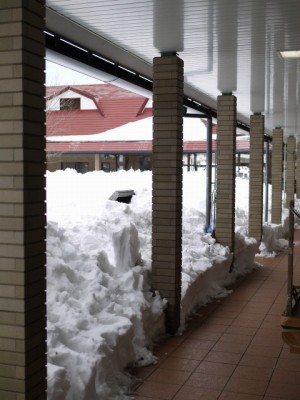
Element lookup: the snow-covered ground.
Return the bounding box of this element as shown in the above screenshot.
[46,168,288,400]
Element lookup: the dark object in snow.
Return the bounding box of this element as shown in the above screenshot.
[109,190,135,204]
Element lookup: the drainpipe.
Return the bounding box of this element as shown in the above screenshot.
[206,116,213,232]
[264,140,270,222]
[183,111,213,233]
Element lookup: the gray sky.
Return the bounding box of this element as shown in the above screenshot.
[46,61,103,86]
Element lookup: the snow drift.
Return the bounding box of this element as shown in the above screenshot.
[46,169,287,399]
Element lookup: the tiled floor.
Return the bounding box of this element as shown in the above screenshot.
[131,230,300,400]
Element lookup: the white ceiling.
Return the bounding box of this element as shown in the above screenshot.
[46,0,300,138]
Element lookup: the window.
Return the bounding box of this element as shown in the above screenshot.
[101,162,111,172]
[140,155,151,171]
[60,98,81,110]
[61,162,89,173]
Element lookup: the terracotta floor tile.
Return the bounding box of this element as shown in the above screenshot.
[265,381,300,400]
[131,365,157,381]
[279,342,300,357]
[276,355,300,376]
[244,299,273,306]
[251,293,279,301]
[231,314,262,329]
[259,320,281,329]
[153,345,175,361]
[225,325,257,336]
[204,316,234,326]
[204,350,242,365]
[173,385,221,400]
[262,314,281,323]
[135,381,181,400]
[224,376,268,396]
[218,392,263,400]
[263,397,287,400]
[188,330,222,341]
[280,349,300,360]
[220,299,247,309]
[241,305,271,315]
[217,305,244,315]
[212,340,249,354]
[195,360,236,376]
[239,354,277,369]
[254,327,282,340]
[209,310,239,320]
[185,371,229,390]
[268,303,285,315]
[132,231,300,400]
[195,322,228,334]
[171,346,209,361]
[236,312,265,322]
[224,292,254,302]
[153,339,182,358]
[250,334,282,347]
[159,356,200,372]
[158,334,190,347]
[232,365,273,381]
[181,338,216,351]
[231,318,263,329]
[245,343,282,358]
[271,368,300,385]
[219,332,253,345]
[147,368,191,385]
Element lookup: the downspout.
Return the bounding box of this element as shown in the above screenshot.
[264,140,270,222]
[183,110,214,233]
[206,116,213,232]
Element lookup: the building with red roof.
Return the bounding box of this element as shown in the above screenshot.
[46,84,250,173]
[46,84,154,171]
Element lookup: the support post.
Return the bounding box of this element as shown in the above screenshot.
[287,200,295,316]
[271,128,283,224]
[297,142,300,198]
[95,153,100,170]
[152,54,183,334]
[248,114,264,241]
[215,94,236,253]
[0,1,47,399]
[285,136,296,208]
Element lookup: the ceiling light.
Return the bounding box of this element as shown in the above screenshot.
[278,50,300,59]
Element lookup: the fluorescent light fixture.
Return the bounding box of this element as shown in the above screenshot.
[278,50,300,59]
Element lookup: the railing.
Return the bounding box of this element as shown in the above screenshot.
[287,200,300,316]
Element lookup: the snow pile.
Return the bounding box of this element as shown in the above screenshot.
[46,169,287,399]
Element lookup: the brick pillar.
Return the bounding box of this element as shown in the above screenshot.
[285,135,296,208]
[248,114,264,241]
[94,154,100,170]
[152,55,183,334]
[215,95,236,252]
[0,2,47,399]
[297,142,300,198]
[271,128,283,224]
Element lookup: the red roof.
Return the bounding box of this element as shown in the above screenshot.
[46,84,251,153]
[46,141,153,153]
[46,84,151,136]
[46,139,250,153]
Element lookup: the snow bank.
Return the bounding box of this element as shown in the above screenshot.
[47,215,166,399]
[46,169,287,399]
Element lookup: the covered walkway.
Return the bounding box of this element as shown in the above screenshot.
[133,230,300,400]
